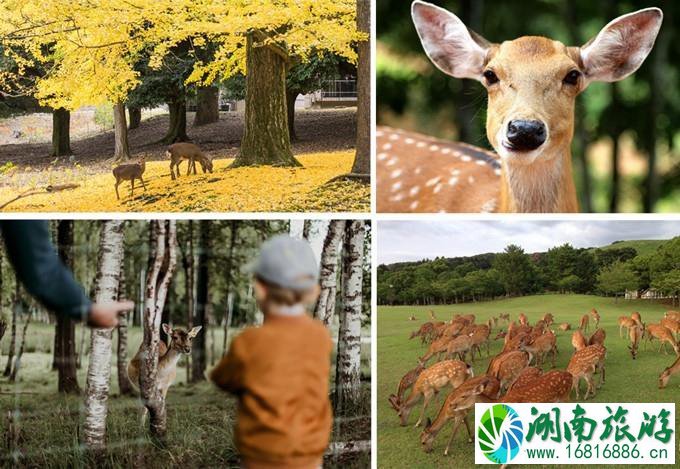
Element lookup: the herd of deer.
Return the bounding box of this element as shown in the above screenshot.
[112,143,214,200]
[389,308,680,456]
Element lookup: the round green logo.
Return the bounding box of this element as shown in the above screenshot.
[478,404,524,464]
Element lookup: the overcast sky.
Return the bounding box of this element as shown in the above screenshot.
[377,220,679,265]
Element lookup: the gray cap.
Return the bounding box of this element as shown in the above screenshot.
[250,235,319,291]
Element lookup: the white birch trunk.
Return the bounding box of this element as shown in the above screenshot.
[83,220,125,449]
[314,220,346,326]
[334,220,365,412]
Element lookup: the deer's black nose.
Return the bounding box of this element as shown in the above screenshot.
[506,120,546,151]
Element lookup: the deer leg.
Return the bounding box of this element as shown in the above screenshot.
[170,162,176,180]
[415,391,433,427]
[572,377,580,400]
[139,176,147,192]
[130,179,135,197]
[115,180,120,200]
[187,158,193,176]
[444,416,462,456]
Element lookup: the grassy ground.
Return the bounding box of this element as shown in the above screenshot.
[378,294,680,469]
[1,324,371,468]
[0,151,369,212]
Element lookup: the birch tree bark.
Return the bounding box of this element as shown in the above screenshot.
[334,220,365,413]
[221,221,237,357]
[182,220,195,384]
[9,311,30,382]
[83,220,125,450]
[314,220,346,326]
[140,220,177,439]
[117,261,133,396]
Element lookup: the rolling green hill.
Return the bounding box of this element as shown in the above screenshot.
[590,239,668,257]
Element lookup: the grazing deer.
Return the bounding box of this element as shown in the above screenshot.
[486,350,530,393]
[388,362,426,412]
[658,355,680,389]
[377,2,663,213]
[631,311,643,327]
[567,344,606,400]
[589,309,600,329]
[469,324,490,359]
[167,142,214,180]
[502,330,530,353]
[420,376,498,455]
[419,335,452,364]
[578,314,589,333]
[397,360,472,427]
[644,324,679,355]
[445,334,474,362]
[501,369,573,403]
[499,313,510,324]
[628,323,643,359]
[660,317,680,341]
[558,322,571,332]
[410,322,436,344]
[588,328,606,347]
[127,324,202,398]
[619,316,635,338]
[440,321,466,340]
[665,311,680,322]
[520,331,557,368]
[542,313,554,327]
[505,366,542,395]
[113,156,146,200]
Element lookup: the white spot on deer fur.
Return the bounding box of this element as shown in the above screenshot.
[429,145,440,151]
[386,157,398,166]
[389,193,404,202]
[389,134,399,141]
[441,148,451,154]
[377,152,388,161]
[448,176,459,186]
[409,186,420,197]
[480,199,497,213]
[414,166,422,175]
[461,155,472,162]
[452,150,462,157]
[476,159,486,166]
[439,209,448,213]
[405,138,415,144]
[450,169,460,176]
[416,141,426,148]
[468,176,475,184]
[376,130,384,137]
[391,181,402,192]
[425,176,441,187]
[382,143,393,151]
[433,183,443,194]
[494,168,502,176]
[409,201,419,210]
[390,169,403,179]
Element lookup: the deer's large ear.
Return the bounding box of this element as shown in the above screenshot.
[580,8,662,84]
[412,0,491,81]
[188,325,203,338]
[162,323,172,335]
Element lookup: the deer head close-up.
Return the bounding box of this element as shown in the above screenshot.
[377,1,663,213]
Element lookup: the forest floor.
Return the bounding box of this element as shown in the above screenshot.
[378,294,680,469]
[0,109,370,212]
[0,324,371,468]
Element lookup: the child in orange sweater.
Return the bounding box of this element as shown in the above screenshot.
[210,235,333,469]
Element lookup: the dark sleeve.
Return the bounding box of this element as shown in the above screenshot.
[209,335,245,394]
[0,221,91,321]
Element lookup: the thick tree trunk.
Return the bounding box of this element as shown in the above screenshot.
[334,221,365,413]
[117,262,133,396]
[83,220,125,450]
[162,98,188,144]
[194,86,220,126]
[350,0,371,176]
[128,106,142,130]
[56,220,80,394]
[314,220,346,326]
[286,90,299,142]
[221,221,238,357]
[113,102,131,161]
[9,312,30,382]
[234,32,300,167]
[192,220,210,382]
[3,281,18,377]
[51,108,73,157]
[140,221,177,439]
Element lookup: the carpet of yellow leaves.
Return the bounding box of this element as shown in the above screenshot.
[0,151,370,213]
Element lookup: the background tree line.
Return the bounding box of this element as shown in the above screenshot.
[377,0,680,212]
[377,237,680,306]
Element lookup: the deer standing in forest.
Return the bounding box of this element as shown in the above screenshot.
[167,142,214,180]
[128,324,202,398]
[396,359,472,427]
[377,2,663,213]
[113,156,146,200]
[658,355,680,389]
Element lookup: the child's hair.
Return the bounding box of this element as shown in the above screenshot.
[255,275,316,306]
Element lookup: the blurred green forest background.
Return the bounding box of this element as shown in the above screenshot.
[377,0,680,212]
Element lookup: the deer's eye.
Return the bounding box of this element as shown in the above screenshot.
[563,70,581,85]
[483,69,499,85]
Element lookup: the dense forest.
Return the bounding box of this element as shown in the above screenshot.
[377,0,680,212]
[377,238,680,305]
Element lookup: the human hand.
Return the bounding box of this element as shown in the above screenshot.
[87,300,134,328]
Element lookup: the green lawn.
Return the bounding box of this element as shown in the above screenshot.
[378,294,680,468]
[1,324,371,468]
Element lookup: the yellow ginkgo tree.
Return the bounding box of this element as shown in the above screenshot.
[0,0,363,166]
